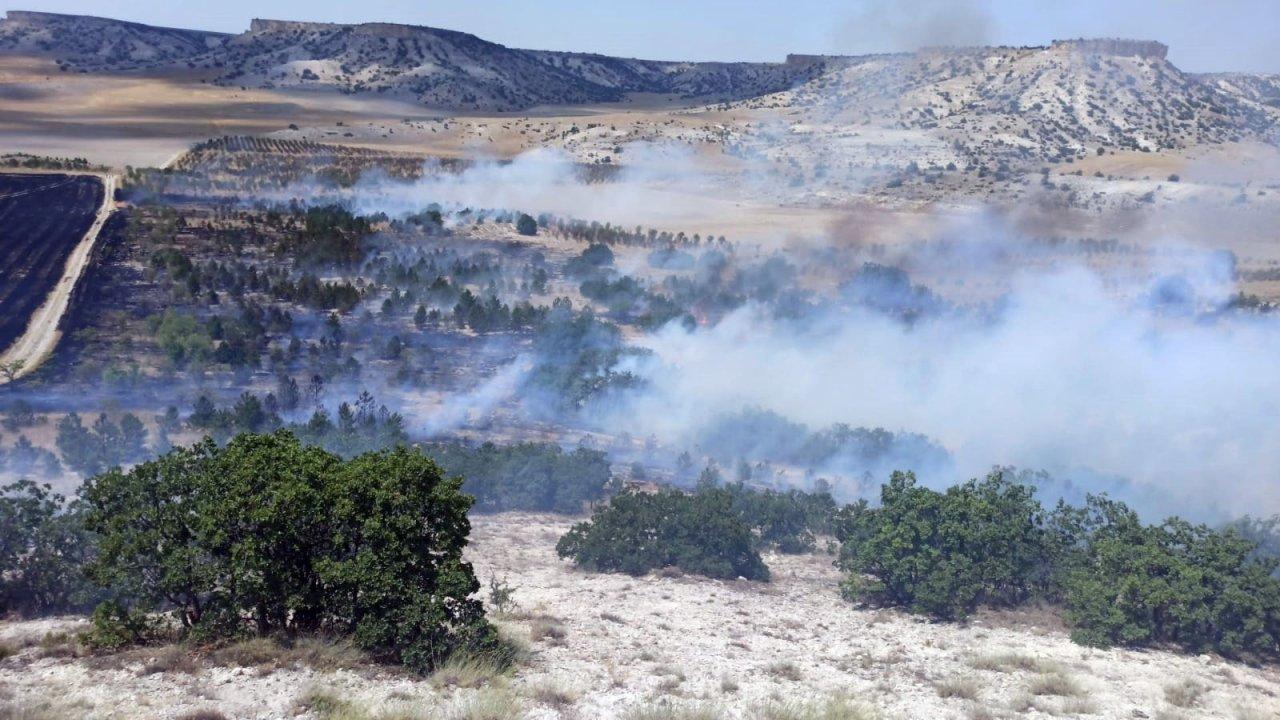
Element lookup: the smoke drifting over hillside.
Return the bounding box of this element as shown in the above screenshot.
[301,145,1280,521]
[611,261,1276,518]
[343,146,726,231]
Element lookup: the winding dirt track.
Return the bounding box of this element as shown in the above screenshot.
[0,172,117,383]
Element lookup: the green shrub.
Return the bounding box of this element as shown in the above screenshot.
[838,470,1280,660]
[81,431,502,672]
[1063,517,1280,659]
[715,480,837,554]
[83,600,163,651]
[428,441,611,514]
[837,471,1049,619]
[556,488,769,581]
[0,480,102,617]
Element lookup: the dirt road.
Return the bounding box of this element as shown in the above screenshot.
[0,172,116,384]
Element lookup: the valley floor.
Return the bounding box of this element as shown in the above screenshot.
[2,513,1278,719]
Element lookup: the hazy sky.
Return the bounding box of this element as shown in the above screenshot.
[3,0,1279,72]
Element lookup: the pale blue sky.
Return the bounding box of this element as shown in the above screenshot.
[3,0,1279,72]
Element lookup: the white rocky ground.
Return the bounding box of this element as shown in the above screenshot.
[1,512,1278,720]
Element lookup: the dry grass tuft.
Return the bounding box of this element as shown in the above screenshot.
[209,635,366,672]
[430,651,510,690]
[0,699,79,720]
[935,675,982,701]
[1026,671,1083,697]
[765,660,803,681]
[968,652,1062,674]
[620,702,725,720]
[445,688,522,720]
[1163,679,1205,708]
[751,696,881,720]
[528,680,579,709]
[140,645,200,675]
[528,618,567,645]
[176,712,230,720]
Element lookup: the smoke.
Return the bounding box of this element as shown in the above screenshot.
[341,145,747,233]
[596,251,1279,519]
[297,138,1280,520]
[835,0,994,53]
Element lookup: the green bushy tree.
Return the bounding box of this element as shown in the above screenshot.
[0,480,102,616]
[837,470,1049,619]
[556,488,769,581]
[81,431,501,671]
[1064,517,1280,659]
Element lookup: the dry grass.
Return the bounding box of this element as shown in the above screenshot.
[620,702,725,720]
[1026,671,1083,697]
[175,712,230,720]
[0,700,77,720]
[1060,696,1098,715]
[719,674,740,694]
[967,652,1062,674]
[0,642,16,660]
[140,645,200,675]
[445,688,522,720]
[430,651,510,690]
[528,680,579,709]
[1163,679,1205,708]
[765,660,803,681]
[935,675,982,701]
[751,696,881,720]
[528,618,567,645]
[209,635,367,672]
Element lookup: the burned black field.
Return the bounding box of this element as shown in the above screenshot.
[0,173,102,349]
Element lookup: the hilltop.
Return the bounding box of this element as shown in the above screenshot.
[0,12,814,110]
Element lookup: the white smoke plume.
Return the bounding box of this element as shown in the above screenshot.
[604,257,1280,519]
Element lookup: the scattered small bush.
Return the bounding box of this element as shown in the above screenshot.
[765,660,803,681]
[935,676,981,700]
[1026,671,1083,698]
[529,680,579,708]
[1163,679,1204,708]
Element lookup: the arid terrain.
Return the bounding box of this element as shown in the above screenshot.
[2,513,1278,720]
[1,7,1280,720]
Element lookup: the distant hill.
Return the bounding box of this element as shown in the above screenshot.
[0,10,227,70]
[0,12,814,110]
[0,10,1275,156]
[740,40,1280,163]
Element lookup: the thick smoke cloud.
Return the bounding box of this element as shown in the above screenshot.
[317,145,1280,522]
[342,145,738,232]
[607,259,1280,519]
